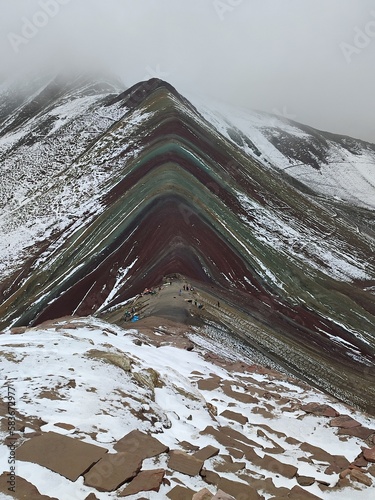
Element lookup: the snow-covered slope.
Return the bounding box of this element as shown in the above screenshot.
[190,96,375,211]
[1,316,374,499]
[0,76,150,279]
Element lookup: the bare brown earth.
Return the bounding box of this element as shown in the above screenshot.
[103,278,202,327]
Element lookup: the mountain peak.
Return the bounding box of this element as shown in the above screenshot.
[107,77,200,118]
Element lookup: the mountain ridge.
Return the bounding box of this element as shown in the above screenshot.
[0,77,374,416]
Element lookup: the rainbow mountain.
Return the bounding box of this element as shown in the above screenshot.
[0,77,374,414]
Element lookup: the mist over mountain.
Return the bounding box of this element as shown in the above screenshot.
[1,0,375,142]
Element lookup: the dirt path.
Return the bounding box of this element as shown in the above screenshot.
[101,278,205,327]
[138,279,209,326]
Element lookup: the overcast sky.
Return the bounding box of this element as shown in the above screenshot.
[1,0,374,141]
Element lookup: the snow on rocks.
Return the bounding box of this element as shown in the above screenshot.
[0,316,375,499]
[300,402,340,418]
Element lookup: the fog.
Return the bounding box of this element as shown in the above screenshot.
[1,0,375,141]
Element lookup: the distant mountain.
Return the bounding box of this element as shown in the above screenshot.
[191,95,375,211]
[0,77,374,415]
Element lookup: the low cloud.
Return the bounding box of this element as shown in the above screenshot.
[1,0,374,142]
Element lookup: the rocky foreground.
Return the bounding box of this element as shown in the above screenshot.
[0,317,375,499]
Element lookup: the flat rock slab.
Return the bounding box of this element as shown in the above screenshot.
[352,455,368,467]
[240,476,290,498]
[260,454,298,479]
[256,429,285,455]
[202,470,261,499]
[220,409,248,425]
[167,485,196,499]
[169,450,204,476]
[197,376,222,391]
[219,426,259,446]
[289,485,322,499]
[216,477,262,500]
[300,402,339,417]
[179,441,200,452]
[192,488,214,499]
[194,445,220,461]
[330,415,361,428]
[251,406,274,419]
[324,455,350,475]
[0,473,58,499]
[85,494,99,500]
[213,490,236,499]
[201,425,259,451]
[54,422,75,431]
[202,428,261,467]
[338,426,374,440]
[16,431,108,481]
[297,475,315,486]
[350,469,373,486]
[118,468,165,496]
[221,380,258,404]
[10,327,27,335]
[363,446,375,463]
[201,468,220,485]
[256,423,287,439]
[300,442,333,463]
[84,452,142,491]
[114,429,168,459]
[214,458,246,474]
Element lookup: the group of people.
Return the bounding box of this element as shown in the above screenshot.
[123,306,137,322]
[178,284,206,309]
[179,284,194,296]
